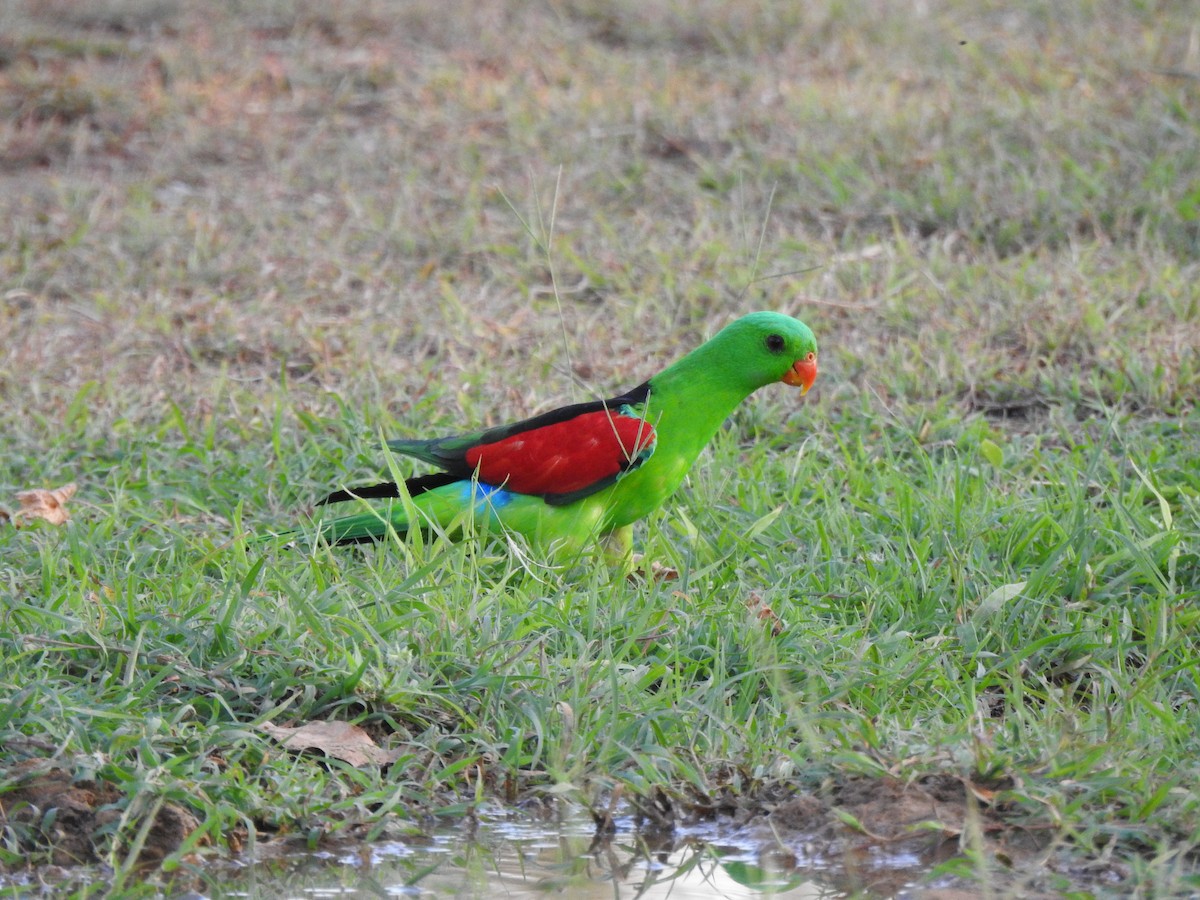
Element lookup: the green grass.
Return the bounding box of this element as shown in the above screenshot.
[3,390,1198,893]
[2,0,1199,895]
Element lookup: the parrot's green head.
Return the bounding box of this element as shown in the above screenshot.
[710,311,819,395]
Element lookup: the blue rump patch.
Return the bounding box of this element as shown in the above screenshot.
[459,480,513,508]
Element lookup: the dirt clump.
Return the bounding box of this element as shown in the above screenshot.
[0,759,201,869]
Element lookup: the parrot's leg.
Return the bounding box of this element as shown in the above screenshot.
[601,525,635,573]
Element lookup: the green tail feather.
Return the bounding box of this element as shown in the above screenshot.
[315,507,409,544]
[254,503,410,547]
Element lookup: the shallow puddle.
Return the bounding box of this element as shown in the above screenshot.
[191,807,964,898]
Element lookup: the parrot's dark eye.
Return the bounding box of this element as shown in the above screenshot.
[765,333,785,353]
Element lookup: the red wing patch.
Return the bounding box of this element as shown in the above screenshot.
[464,410,655,497]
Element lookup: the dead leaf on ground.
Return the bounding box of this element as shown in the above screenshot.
[4,483,77,526]
[260,719,398,767]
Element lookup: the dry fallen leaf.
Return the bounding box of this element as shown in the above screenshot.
[260,719,398,768]
[7,483,77,527]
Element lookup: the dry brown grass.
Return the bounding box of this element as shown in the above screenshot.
[0,2,1194,420]
[1,0,1196,430]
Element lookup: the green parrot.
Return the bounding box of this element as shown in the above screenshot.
[294,311,818,560]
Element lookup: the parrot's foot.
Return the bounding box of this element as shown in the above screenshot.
[746,592,784,635]
[627,554,679,582]
[601,527,679,580]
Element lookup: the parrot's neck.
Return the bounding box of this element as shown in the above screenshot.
[599,345,766,530]
[645,352,757,462]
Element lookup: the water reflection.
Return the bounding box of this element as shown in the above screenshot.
[197,806,961,898]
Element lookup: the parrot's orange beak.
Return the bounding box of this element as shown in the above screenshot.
[782,352,818,394]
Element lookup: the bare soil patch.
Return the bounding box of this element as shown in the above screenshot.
[1,759,201,869]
